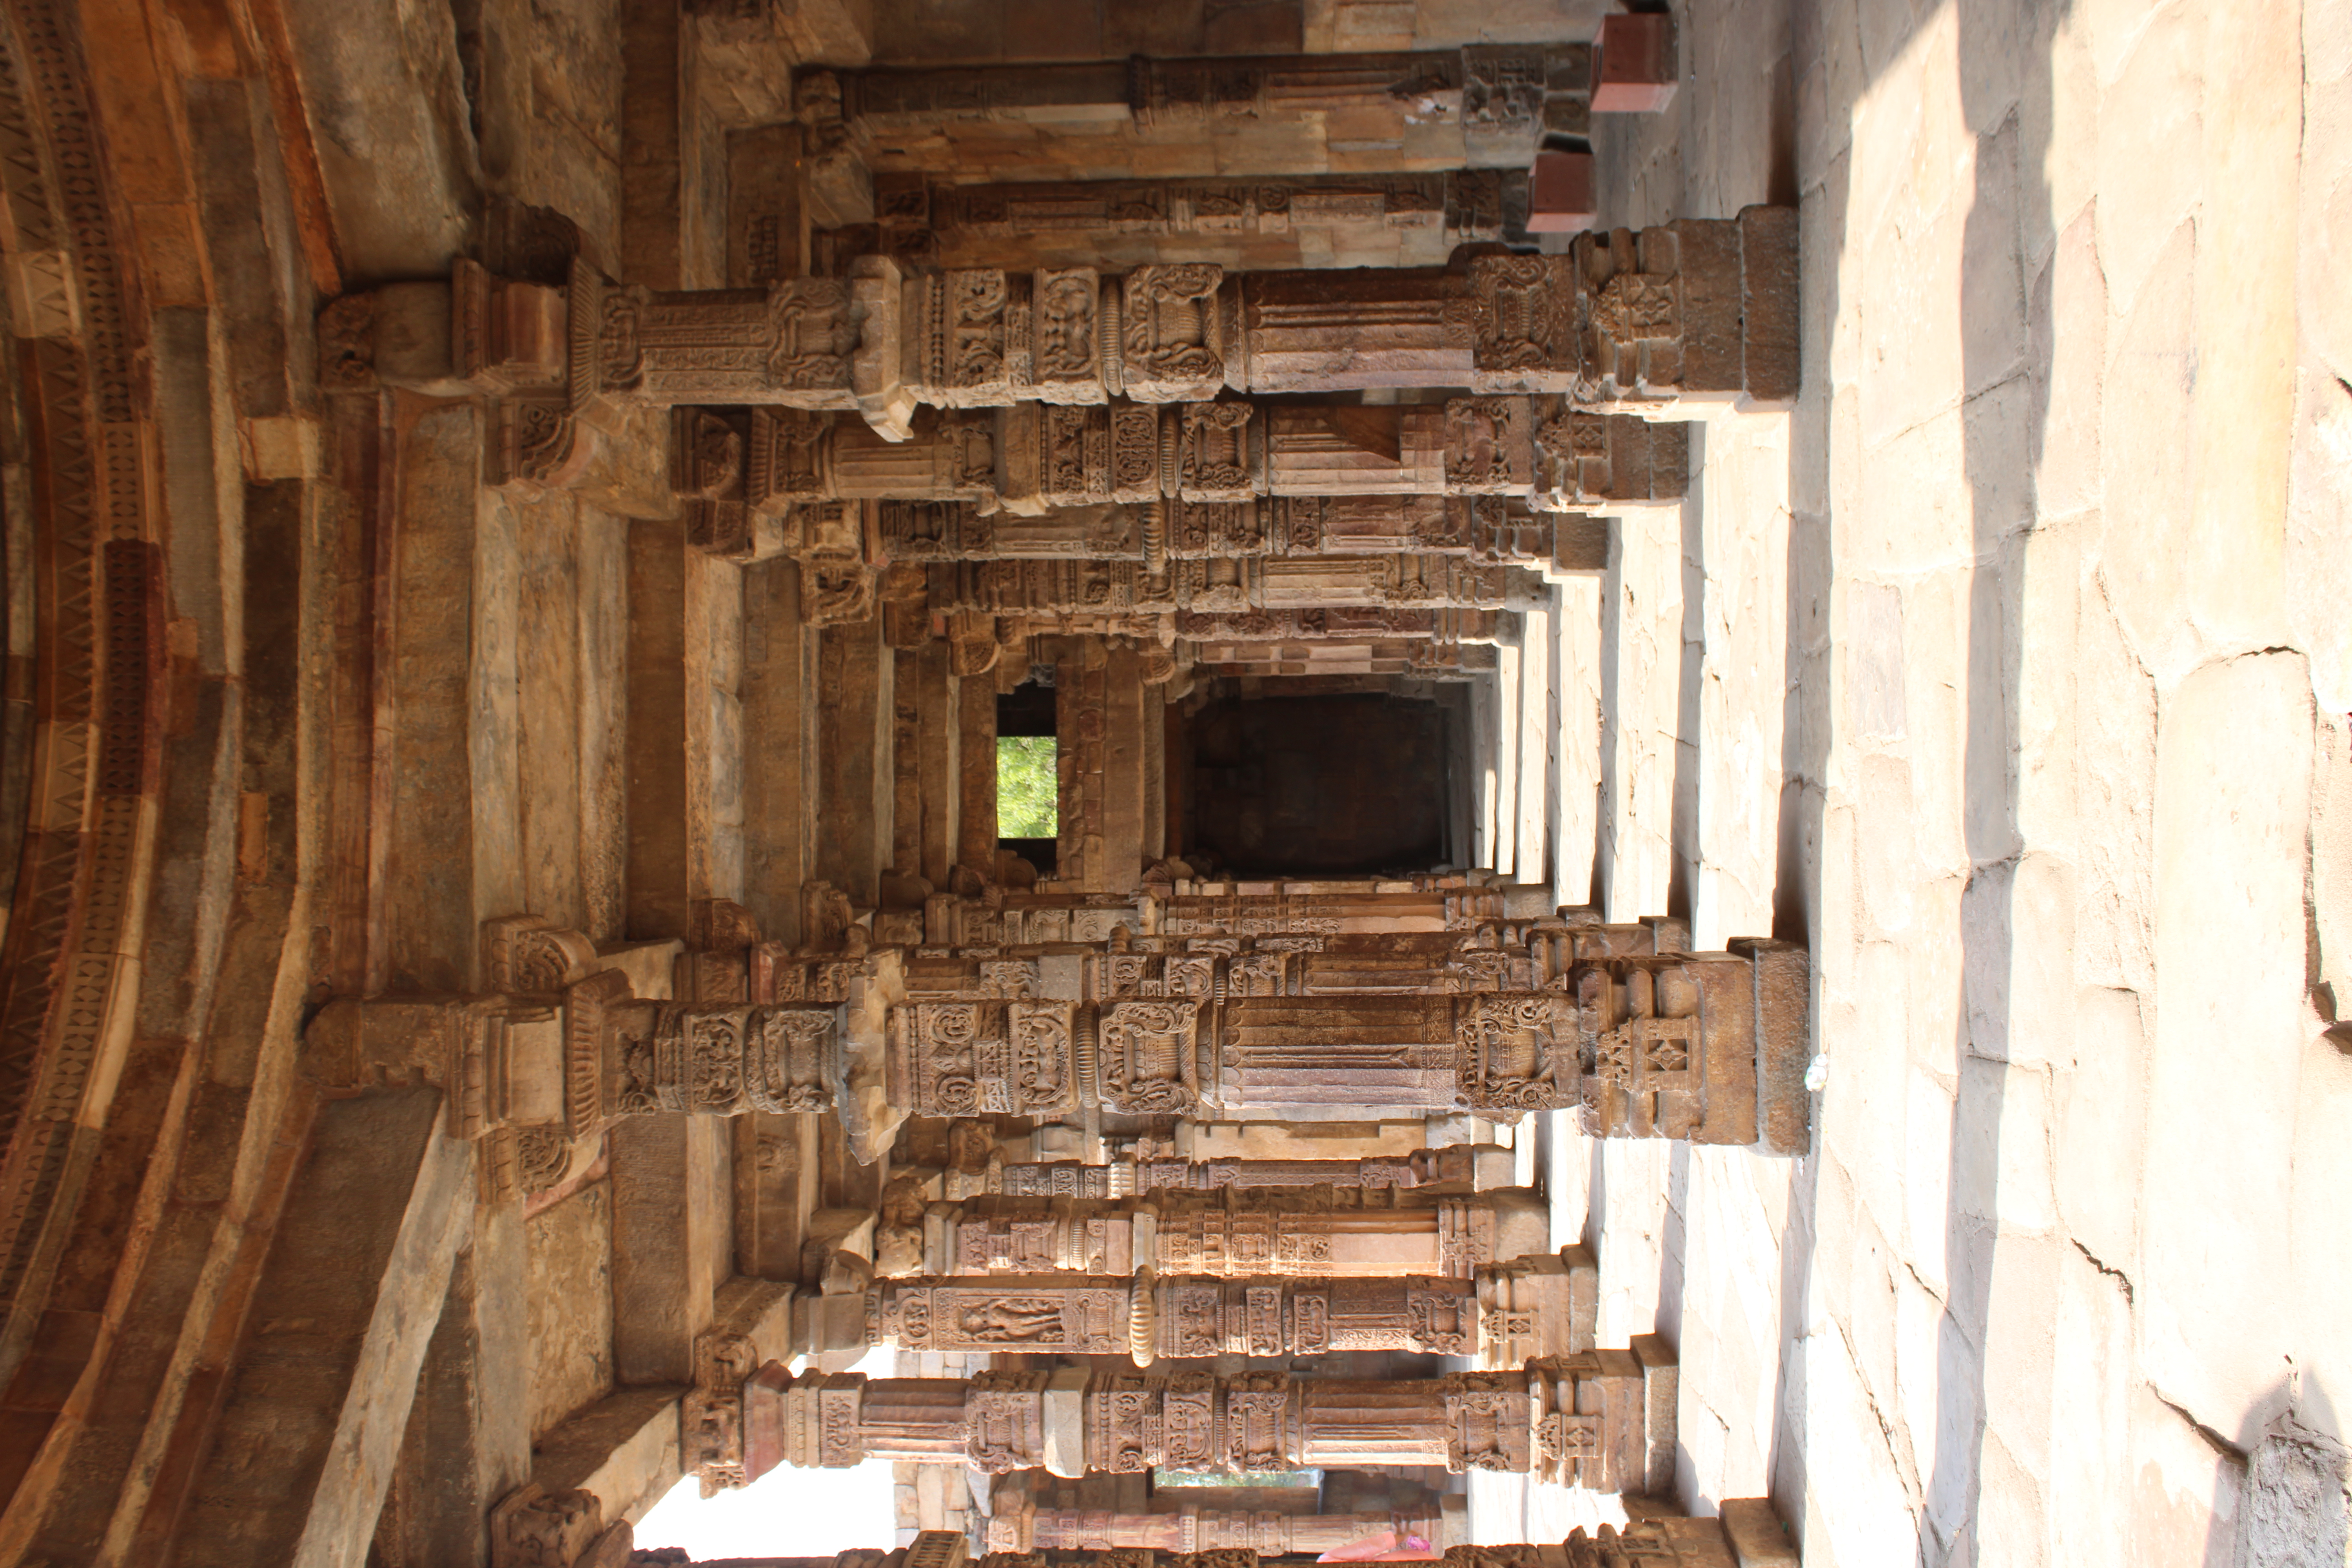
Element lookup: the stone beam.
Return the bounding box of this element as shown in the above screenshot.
[174,1089,476,1568]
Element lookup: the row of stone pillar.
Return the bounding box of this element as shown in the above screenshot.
[302,906,1811,1204]
[497,1512,1795,1568]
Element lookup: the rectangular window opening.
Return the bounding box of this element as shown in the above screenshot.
[996,734,1058,838]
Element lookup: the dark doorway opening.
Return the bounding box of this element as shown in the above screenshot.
[1185,693,1448,876]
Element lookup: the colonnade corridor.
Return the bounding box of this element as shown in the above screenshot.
[0,0,2337,1563]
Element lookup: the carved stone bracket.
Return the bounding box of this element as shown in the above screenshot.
[489,1485,632,1568]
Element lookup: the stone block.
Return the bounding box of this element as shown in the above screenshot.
[1203,0,1303,51]
[1739,205,1800,404]
[1524,149,1594,234]
[1592,13,1675,112]
[1719,1498,1798,1566]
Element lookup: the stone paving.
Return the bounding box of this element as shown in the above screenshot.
[1469,0,2352,1559]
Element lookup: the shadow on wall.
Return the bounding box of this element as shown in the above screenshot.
[1185,693,1448,875]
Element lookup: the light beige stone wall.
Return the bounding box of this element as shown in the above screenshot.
[527,1179,617,1441]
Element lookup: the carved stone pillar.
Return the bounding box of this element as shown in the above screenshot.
[833,48,1589,174]
[876,923,1809,1147]
[864,1266,1577,1365]
[332,212,1792,461]
[747,1357,1673,1485]
[842,169,1523,272]
[755,398,1683,518]
[993,1144,1498,1198]
[987,1474,1445,1555]
[886,1188,1549,1282]
[302,915,918,1202]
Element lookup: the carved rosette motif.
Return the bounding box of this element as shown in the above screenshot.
[1095,998,1201,1114]
[1455,993,1573,1112]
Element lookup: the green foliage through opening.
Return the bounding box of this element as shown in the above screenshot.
[997,735,1058,838]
